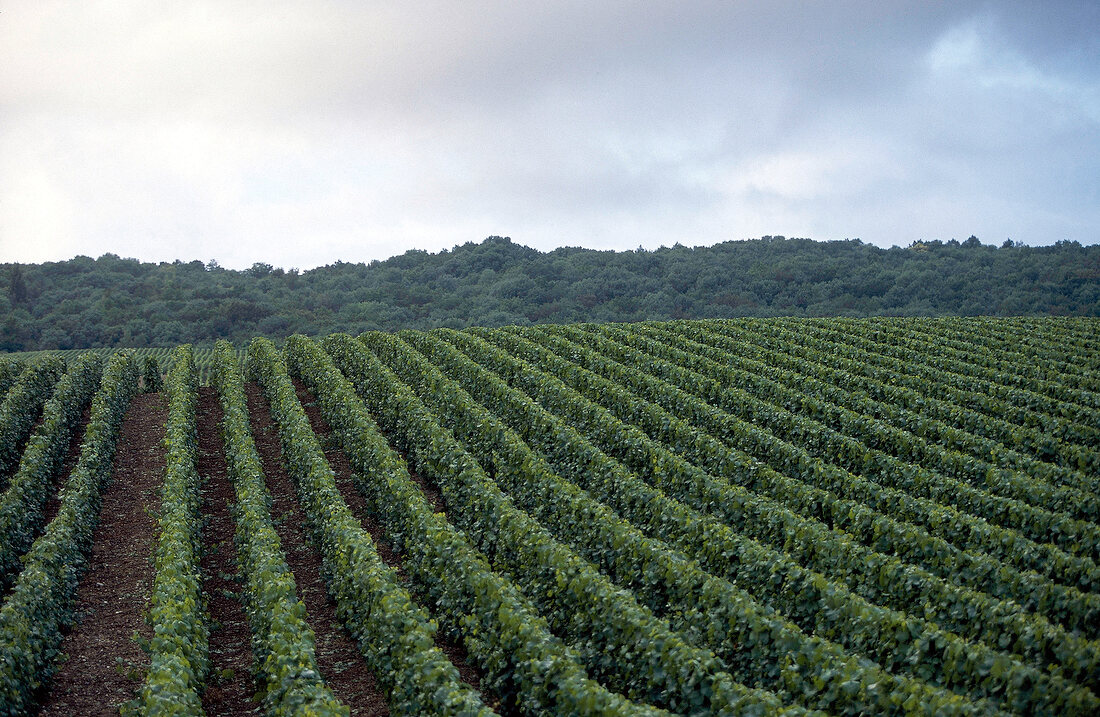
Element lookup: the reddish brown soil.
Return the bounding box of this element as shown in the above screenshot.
[245,383,390,716]
[37,393,167,716]
[23,378,501,716]
[404,463,447,514]
[291,380,493,703]
[291,384,406,578]
[196,387,262,716]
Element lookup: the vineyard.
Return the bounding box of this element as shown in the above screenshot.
[0,317,1097,716]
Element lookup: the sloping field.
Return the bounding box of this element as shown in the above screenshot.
[0,317,1097,716]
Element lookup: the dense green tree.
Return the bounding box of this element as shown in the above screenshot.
[1,236,1097,351]
[7,265,28,306]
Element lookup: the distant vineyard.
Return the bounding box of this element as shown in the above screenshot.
[7,345,247,386]
[0,318,1097,716]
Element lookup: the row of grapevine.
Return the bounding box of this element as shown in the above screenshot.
[134,345,209,714]
[452,328,1100,692]
[296,334,672,715]
[0,351,138,716]
[209,340,348,715]
[426,328,1095,714]
[0,353,103,592]
[326,334,791,716]
[248,336,497,717]
[372,329,997,716]
[0,356,66,484]
[0,358,24,398]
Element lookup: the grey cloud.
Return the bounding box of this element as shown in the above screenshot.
[1,1,1096,269]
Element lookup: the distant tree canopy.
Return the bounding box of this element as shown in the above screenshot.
[2,235,1098,351]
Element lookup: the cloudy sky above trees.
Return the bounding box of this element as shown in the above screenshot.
[2,1,1097,269]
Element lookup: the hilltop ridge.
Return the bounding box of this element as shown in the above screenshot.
[3,235,1098,351]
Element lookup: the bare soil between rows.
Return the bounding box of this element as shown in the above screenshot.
[196,386,262,716]
[37,393,166,716]
[25,380,498,715]
[245,382,390,716]
[291,380,493,702]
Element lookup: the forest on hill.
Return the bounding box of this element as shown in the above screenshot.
[3,235,1098,351]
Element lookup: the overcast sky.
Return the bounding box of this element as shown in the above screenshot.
[2,1,1098,270]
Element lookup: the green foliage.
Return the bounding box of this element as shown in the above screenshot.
[373,329,992,716]
[851,319,1100,416]
[639,321,1100,586]
[3,237,1100,353]
[0,357,25,397]
[141,355,164,393]
[312,334,672,716]
[135,345,209,715]
[554,323,1100,634]
[2,346,244,387]
[0,350,138,716]
[806,319,1100,448]
[0,353,104,592]
[1,316,1095,716]
[210,340,348,716]
[688,320,1098,498]
[333,333,809,716]
[0,356,66,485]
[7,265,28,307]
[444,326,1098,714]
[250,336,496,717]
[487,324,1099,689]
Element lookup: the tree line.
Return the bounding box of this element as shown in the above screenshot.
[2,235,1097,351]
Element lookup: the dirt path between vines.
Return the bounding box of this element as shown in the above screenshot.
[245,383,390,716]
[25,376,499,715]
[38,392,166,716]
[291,380,495,706]
[196,387,262,716]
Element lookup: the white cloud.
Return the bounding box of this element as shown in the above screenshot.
[0,145,76,259]
[0,1,1096,269]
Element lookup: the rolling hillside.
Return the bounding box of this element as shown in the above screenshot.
[0,317,1097,716]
